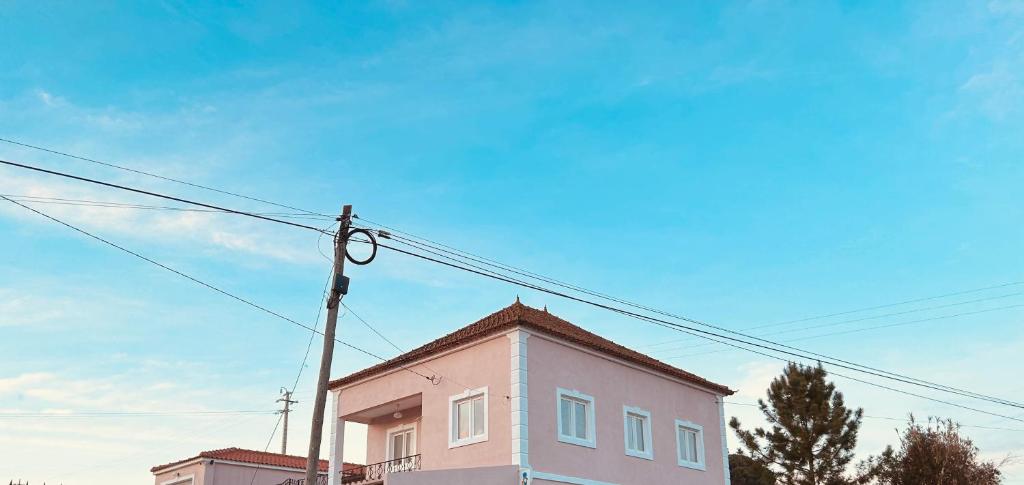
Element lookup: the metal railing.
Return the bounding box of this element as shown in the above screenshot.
[277,475,327,485]
[341,455,421,484]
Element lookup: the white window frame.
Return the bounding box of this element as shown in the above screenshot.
[675,419,706,471]
[556,387,597,448]
[622,405,653,460]
[448,386,489,448]
[385,422,418,461]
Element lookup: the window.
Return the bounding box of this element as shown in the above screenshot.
[448,387,488,448]
[675,419,706,470]
[556,387,596,448]
[386,424,417,460]
[623,406,653,460]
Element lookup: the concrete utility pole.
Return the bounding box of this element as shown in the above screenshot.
[277,387,298,455]
[304,205,353,485]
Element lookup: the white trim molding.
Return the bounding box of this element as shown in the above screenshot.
[719,398,731,485]
[675,419,707,471]
[161,474,195,485]
[531,471,618,485]
[556,387,597,449]
[622,405,654,460]
[509,329,531,469]
[448,386,489,448]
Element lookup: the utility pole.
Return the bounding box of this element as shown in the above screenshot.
[277,387,298,455]
[304,205,353,485]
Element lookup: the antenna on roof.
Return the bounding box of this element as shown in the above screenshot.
[515,295,520,304]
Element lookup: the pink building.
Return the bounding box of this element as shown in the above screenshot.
[150,447,350,485]
[328,301,735,485]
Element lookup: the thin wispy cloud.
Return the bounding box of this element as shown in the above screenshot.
[0,164,323,265]
[960,62,1023,120]
[989,0,1024,16]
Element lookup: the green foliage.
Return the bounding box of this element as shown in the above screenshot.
[730,363,864,485]
[859,417,1002,485]
[730,453,777,485]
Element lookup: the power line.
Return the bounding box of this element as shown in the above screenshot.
[358,217,1024,354]
[722,401,1024,433]
[787,303,1024,342]
[340,301,475,390]
[290,254,337,394]
[354,221,1024,403]
[0,192,461,431]
[1,196,424,482]
[255,253,335,485]
[0,410,278,418]
[357,218,690,324]
[358,223,1024,417]
[636,314,1024,425]
[249,413,286,485]
[271,230,337,458]
[341,302,408,356]
[698,323,1024,425]
[744,280,1024,332]
[363,224,1024,420]
[0,137,333,218]
[0,194,334,221]
[362,236,1024,418]
[12,186,1009,361]
[662,303,1024,361]
[0,195,434,383]
[651,292,1023,355]
[362,223,1024,410]
[57,408,270,480]
[2,141,1011,401]
[0,159,331,234]
[369,235,1022,407]
[4,157,1019,424]
[363,234,1024,425]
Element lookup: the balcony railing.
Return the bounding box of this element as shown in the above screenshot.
[341,455,421,484]
[277,475,327,485]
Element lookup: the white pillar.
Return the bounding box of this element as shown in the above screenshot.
[328,390,346,485]
[718,397,731,485]
[508,330,531,471]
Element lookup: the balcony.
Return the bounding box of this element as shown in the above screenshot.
[341,455,421,484]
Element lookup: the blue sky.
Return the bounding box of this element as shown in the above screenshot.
[1,1,1023,484]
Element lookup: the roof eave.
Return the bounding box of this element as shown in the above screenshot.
[327,302,734,396]
[150,456,202,473]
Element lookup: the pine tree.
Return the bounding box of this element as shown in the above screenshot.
[731,453,778,485]
[730,363,864,485]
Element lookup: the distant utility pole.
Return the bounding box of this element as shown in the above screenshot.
[305,205,376,485]
[277,387,298,455]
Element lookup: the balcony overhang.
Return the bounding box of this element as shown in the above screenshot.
[341,393,421,424]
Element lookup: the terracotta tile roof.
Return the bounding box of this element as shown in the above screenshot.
[150,447,360,473]
[329,301,733,395]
